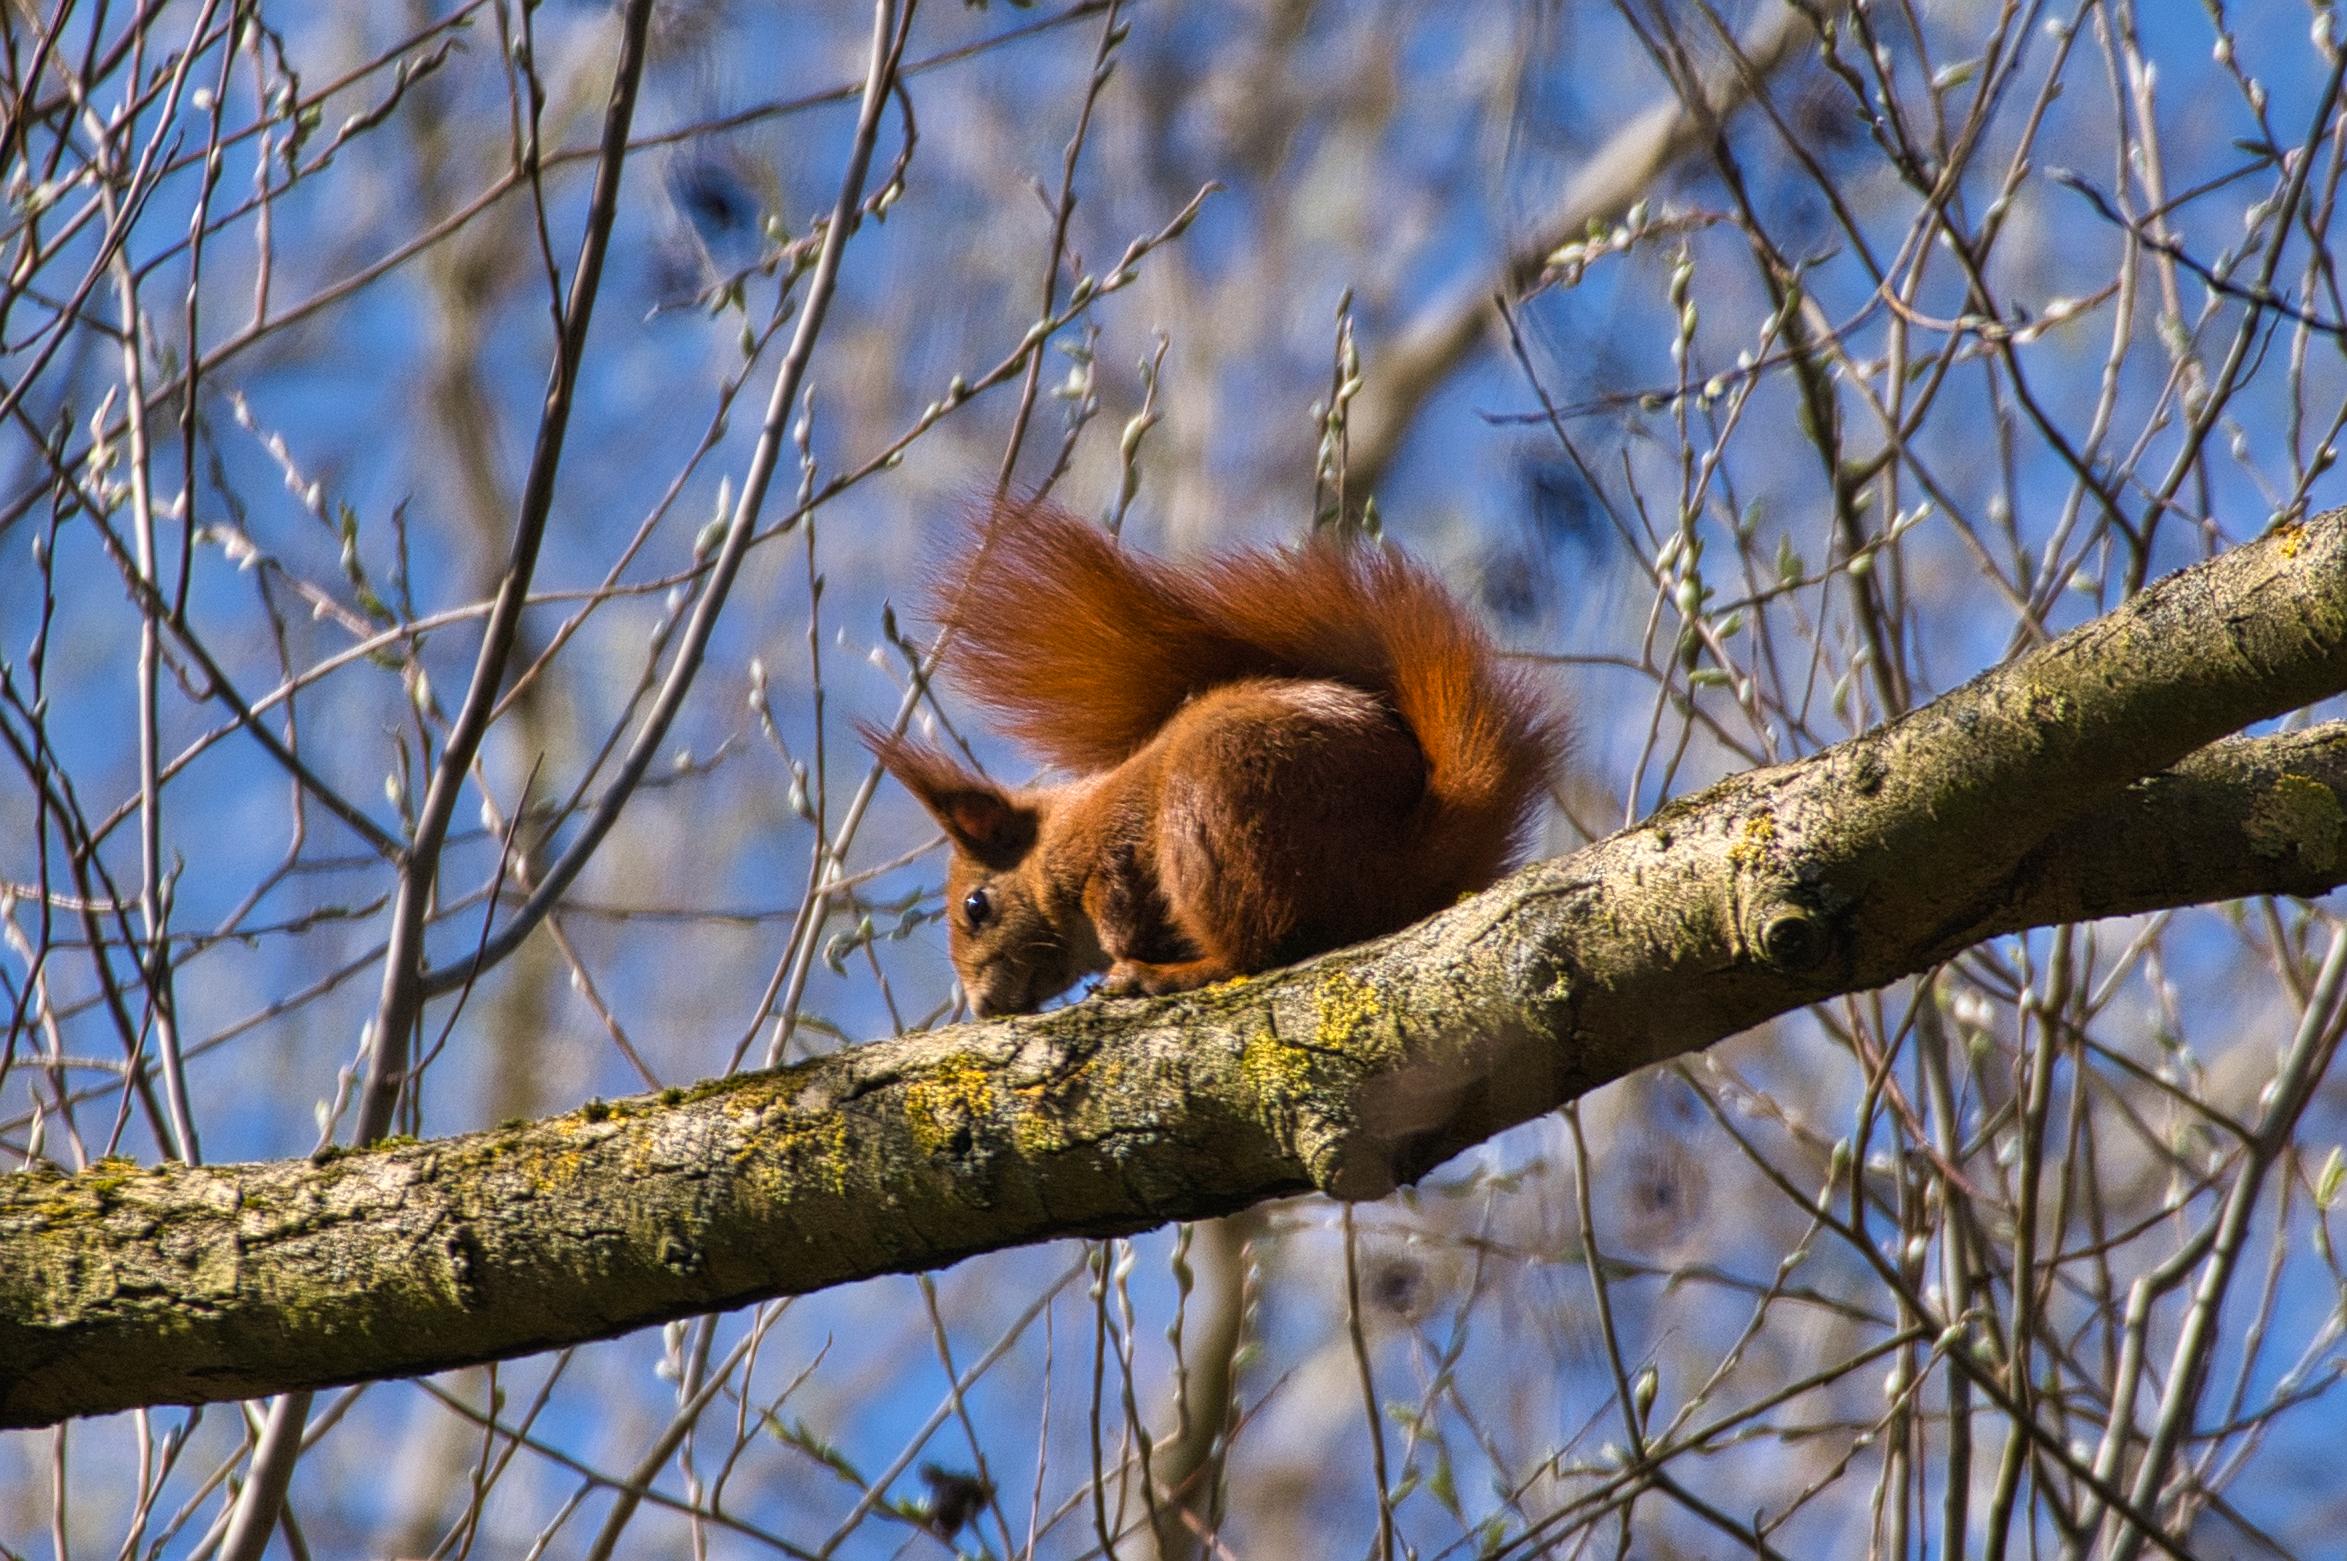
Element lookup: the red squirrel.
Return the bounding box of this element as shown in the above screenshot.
[863,502,1562,1017]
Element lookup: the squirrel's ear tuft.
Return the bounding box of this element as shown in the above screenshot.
[859,722,1038,868]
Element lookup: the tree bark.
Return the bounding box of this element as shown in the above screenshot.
[3,510,2343,1429]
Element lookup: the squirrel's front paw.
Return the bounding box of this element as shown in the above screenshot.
[1099,957,1236,998]
[1098,961,1153,998]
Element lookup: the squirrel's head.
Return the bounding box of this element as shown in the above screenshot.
[862,728,1101,1017]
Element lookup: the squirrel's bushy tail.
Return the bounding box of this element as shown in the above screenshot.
[938,502,1562,889]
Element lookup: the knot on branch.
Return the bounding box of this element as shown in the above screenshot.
[1746,890,1833,975]
[1300,1113,1395,1204]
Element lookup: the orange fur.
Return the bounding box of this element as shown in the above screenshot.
[868,501,1562,1016]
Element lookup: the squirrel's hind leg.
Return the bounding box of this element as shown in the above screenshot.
[1149,678,1426,980]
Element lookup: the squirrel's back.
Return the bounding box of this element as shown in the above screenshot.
[937,502,1561,892]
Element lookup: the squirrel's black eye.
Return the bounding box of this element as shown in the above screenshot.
[962,887,993,929]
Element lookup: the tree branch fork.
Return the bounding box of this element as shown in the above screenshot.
[4,511,2344,1428]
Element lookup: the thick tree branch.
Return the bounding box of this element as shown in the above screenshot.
[2,512,2342,1428]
